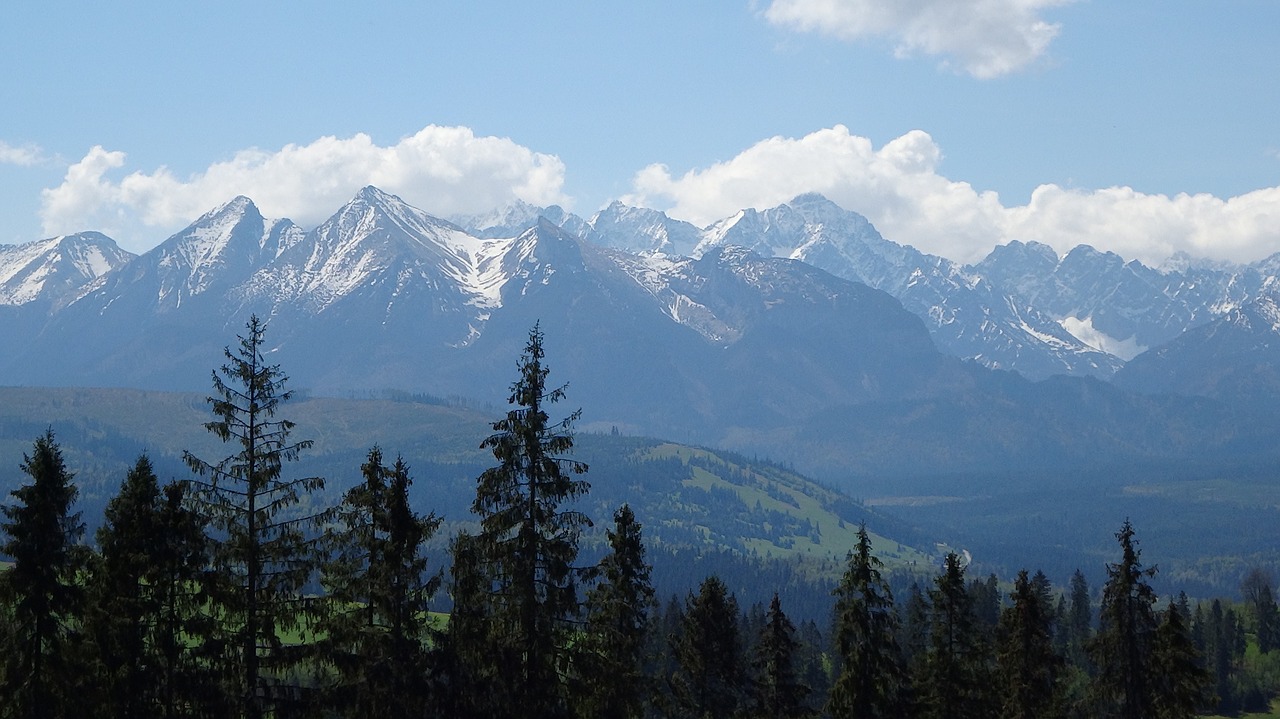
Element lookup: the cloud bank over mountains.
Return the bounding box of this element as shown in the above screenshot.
[763,0,1075,78]
[631,126,1280,266]
[35,124,1280,267]
[39,126,569,251]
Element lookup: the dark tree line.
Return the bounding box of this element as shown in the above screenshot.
[1,318,1276,717]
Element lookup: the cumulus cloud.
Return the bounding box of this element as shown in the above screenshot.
[39,126,569,251]
[625,125,1280,266]
[763,0,1073,78]
[0,140,44,166]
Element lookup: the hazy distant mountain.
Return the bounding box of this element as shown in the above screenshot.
[0,188,959,434]
[974,240,1280,361]
[6,187,1280,491]
[561,194,1119,379]
[1112,295,1280,402]
[693,193,1123,379]
[588,201,704,256]
[565,195,1280,386]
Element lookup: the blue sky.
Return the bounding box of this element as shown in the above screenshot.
[3,1,1278,265]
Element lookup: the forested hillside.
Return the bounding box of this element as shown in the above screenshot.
[4,319,1280,717]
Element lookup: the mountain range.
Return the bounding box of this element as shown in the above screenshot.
[4,186,1280,492]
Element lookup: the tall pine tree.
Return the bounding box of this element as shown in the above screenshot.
[0,430,91,719]
[749,593,813,719]
[89,455,161,718]
[1090,519,1159,719]
[827,524,903,718]
[183,315,331,718]
[670,575,746,719]
[152,479,222,717]
[921,552,995,719]
[89,456,217,718]
[319,447,441,716]
[1151,597,1211,719]
[578,504,655,719]
[996,569,1062,719]
[470,324,591,719]
[1241,568,1280,654]
[439,530,493,719]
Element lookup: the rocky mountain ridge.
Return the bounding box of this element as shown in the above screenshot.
[4,188,1280,486]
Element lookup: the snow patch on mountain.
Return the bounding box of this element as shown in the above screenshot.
[1059,316,1147,360]
[607,250,739,343]
[0,239,63,304]
[160,197,256,273]
[0,233,134,306]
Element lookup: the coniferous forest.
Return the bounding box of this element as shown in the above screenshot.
[4,318,1280,718]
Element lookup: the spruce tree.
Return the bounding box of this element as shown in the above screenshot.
[152,479,222,717]
[470,323,591,719]
[319,447,441,716]
[0,430,90,719]
[89,455,160,717]
[183,314,331,718]
[749,593,813,719]
[578,504,655,719]
[1199,598,1245,713]
[1090,519,1159,719]
[827,524,903,718]
[1151,598,1211,719]
[996,569,1062,719]
[922,552,995,719]
[670,575,745,719]
[1062,569,1092,669]
[898,581,931,714]
[439,530,493,719]
[89,456,216,719]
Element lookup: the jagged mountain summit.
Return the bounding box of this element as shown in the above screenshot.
[556,193,1117,379]
[0,232,134,307]
[0,232,137,356]
[532,193,1280,384]
[6,187,1280,488]
[0,188,955,416]
[975,240,1253,360]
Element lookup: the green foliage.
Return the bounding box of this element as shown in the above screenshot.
[87,455,217,718]
[468,324,591,718]
[182,315,332,717]
[748,593,814,719]
[578,504,656,719]
[670,575,746,719]
[0,430,91,719]
[1152,597,1212,719]
[318,446,441,715]
[996,570,1062,719]
[439,530,492,719]
[827,524,904,718]
[1244,568,1280,654]
[921,552,997,719]
[1090,519,1160,719]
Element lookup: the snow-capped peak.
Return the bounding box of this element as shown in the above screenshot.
[0,232,134,306]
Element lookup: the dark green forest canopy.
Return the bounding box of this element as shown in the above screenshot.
[0,322,1278,717]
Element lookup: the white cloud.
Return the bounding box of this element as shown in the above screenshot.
[763,0,1073,78]
[0,140,44,166]
[39,126,569,251]
[626,125,1280,266]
